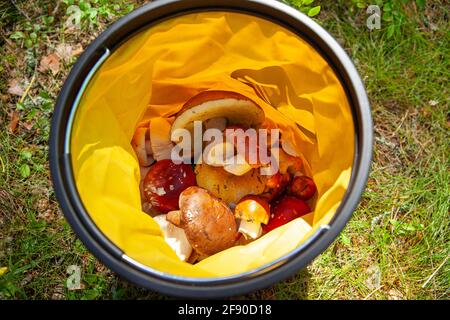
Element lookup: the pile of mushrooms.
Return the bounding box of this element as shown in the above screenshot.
[132,90,315,263]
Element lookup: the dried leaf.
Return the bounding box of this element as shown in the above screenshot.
[9,111,20,133]
[55,43,83,62]
[39,53,60,75]
[55,43,72,62]
[7,79,25,96]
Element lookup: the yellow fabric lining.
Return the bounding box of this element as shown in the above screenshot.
[71,12,354,277]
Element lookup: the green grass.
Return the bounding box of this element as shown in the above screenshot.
[0,0,448,299]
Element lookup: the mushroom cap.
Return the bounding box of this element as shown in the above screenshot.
[235,195,270,224]
[176,186,238,256]
[170,90,265,139]
[195,164,267,206]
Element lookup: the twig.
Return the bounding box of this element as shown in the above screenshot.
[19,73,36,104]
[422,255,449,288]
[363,286,382,300]
[51,1,60,16]
[391,109,409,137]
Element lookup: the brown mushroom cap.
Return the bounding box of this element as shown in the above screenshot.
[182,90,256,110]
[170,90,265,139]
[168,186,238,256]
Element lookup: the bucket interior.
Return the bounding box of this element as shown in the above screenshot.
[69,11,355,278]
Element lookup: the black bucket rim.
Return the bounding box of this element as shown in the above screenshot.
[49,0,373,298]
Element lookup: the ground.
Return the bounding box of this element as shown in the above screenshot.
[0,0,448,300]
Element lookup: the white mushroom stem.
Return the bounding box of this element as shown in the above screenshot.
[153,214,192,262]
[132,127,153,166]
[150,117,174,161]
[238,220,262,240]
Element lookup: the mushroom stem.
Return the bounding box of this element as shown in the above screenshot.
[238,220,262,240]
[166,210,181,227]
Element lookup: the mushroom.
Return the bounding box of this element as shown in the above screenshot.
[131,127,154,166]
[153,214,192,261]
[166,186,238,257]
[170,90,265,141]
[234,195,270,239]
[150,117,174,161]
[278,147,304,175]
[204,117,227,132]
[195,164,267,206]
[223,153,253,176]
[203,140,234,167]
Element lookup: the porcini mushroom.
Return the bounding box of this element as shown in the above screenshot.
[153,214,192,261]
[195,164,267,206]
[150,117,174,161]
[166,186,238,257]
[131,127,154,166]
[170,90,265,140]
[234,195,270,239]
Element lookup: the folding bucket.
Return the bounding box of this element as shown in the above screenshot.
[50,0,373,298]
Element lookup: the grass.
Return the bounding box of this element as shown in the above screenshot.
[0,0,449,300]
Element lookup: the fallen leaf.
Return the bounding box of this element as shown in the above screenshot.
[55,43,83,62]
[9,111,20,133]
[55,43,72,62]
[39,53,60,75]
[7,79,25,96]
